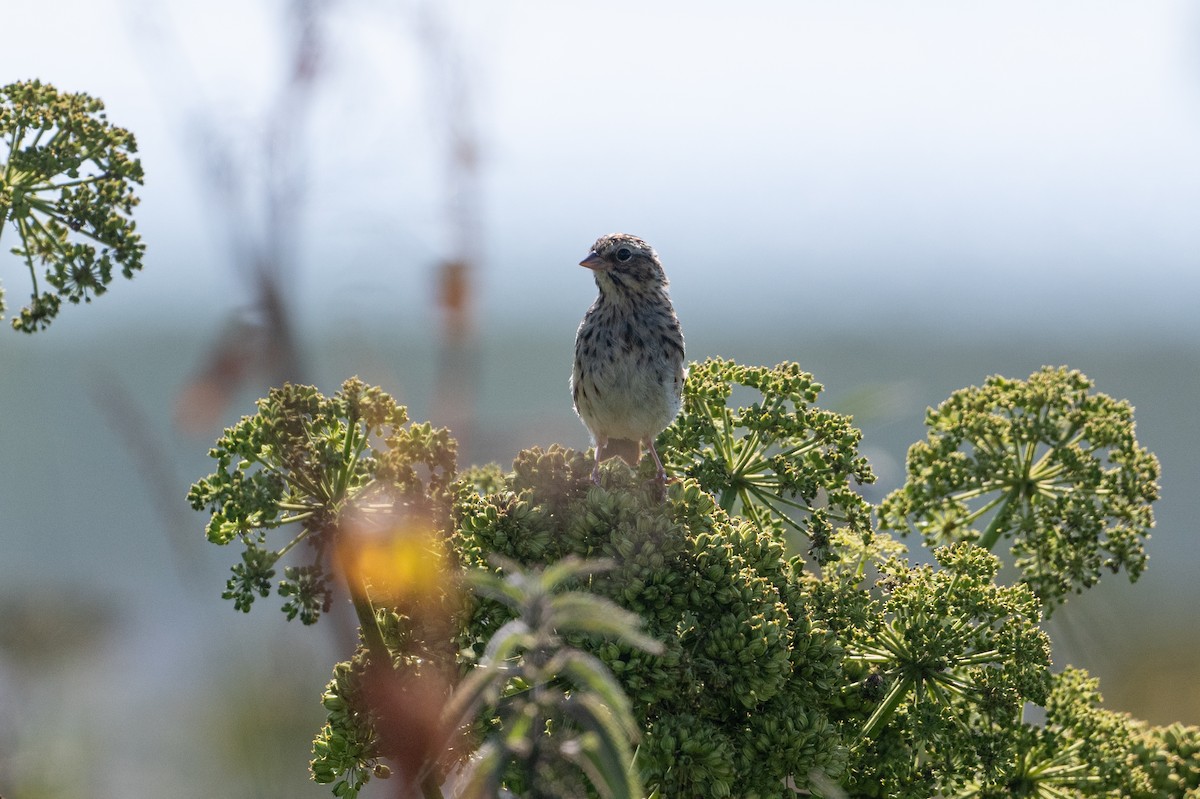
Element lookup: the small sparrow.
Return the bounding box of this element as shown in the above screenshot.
[571,233,685,485]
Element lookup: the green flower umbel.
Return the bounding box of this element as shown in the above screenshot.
[0,80,144,331]
[880,367,1159,614]
[659,358,875,563]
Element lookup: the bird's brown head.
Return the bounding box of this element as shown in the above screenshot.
[579,233,667,295]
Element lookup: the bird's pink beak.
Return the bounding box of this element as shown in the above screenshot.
[579,251,606,270]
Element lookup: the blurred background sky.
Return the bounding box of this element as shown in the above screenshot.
[2,2,1199,797]
[4,0,1200,337]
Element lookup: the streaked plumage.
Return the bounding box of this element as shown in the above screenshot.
[571,233,685,484]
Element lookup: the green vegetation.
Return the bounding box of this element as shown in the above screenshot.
[7,75,1194,799]
[879,366,1159,614]
[0,80,144,332]
[189,360,1196,798]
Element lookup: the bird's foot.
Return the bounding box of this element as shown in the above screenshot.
[645,471,672,501]
[644,442,672,500]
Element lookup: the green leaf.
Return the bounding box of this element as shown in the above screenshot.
[547,593,664,655]
[457,742,506,799]
[560,695,641,799]
[552,649,639,740]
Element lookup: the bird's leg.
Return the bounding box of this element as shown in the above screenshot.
[592,437,605,485]
[645,438,668,484]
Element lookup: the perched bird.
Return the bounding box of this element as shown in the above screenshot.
[571,233,685,485]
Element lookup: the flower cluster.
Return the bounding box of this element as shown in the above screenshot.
[1132,720,1200,799]
[187,378,455,624]
[0,80,144,331]
[454,447,845,797]
[189,362,1184,799]
[311,647,384,797]
[659,358,875,563]
[812,541,1052,797]
[879,366,1160,614]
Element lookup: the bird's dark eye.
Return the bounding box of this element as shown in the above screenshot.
[615,248,632,262]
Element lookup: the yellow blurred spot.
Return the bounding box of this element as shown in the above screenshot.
[338,519,446,606]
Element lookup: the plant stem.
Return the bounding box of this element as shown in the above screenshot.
[860,674,912,740]
[346,570,446,799]
[718,485,738,514]
[420,772,444,799]
[15,214,40,296]
[976,488,1017,552]
[5,121,24,181]
[48,173,110,191]
[275,525,313,559]
[348,578,391,670]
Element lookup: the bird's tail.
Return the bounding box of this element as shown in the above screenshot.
[598,438,641,467]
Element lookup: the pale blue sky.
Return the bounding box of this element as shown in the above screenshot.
[4,0,1199,339]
